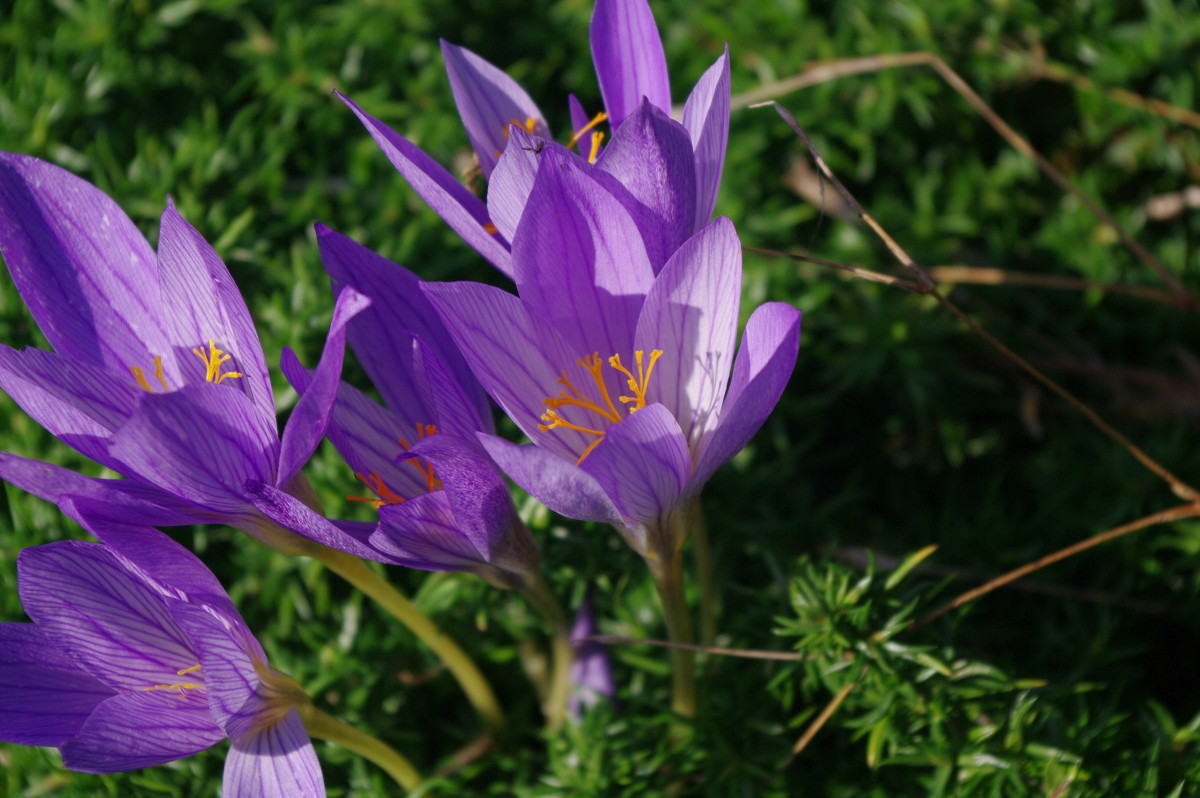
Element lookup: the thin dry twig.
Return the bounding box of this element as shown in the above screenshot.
[588,634,805,661]
[754,99,1200,502]
[781,665,867,768]
[909,501,1200,631]
[744,245,926,292]
[752,97,1200,765]
[929,265,1200,311]
[744,53,1192,297]
[1030,61,1200,131]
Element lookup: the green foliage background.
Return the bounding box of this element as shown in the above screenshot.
[1,0,1199,794]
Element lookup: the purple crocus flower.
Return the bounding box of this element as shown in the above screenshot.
[421,149,801,559]
[0,497,323,796]
[280,226,539,587]
[0,153,368,556]
[338,0,730,278]
[568,595,615,719]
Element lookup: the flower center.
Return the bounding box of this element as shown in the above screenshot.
[142,664,203,697]
[539,349,662,464]
[347,423,443,508]
[192,340,244,384]
[129,339,245,393]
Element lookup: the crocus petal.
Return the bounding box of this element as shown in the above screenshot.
[568,94,591,137]
[108,384,278,518]
[578,403,690,525]
[487,128,580,243]
[224,712,324,798]
[61,690,222,773]
[277,285,370,486]
[404,433,514,560]
[316,224,486,427]
[242,480,391,562]
[414,336,494,438]
[590,0,671,128]
[156,201,272,412]
[337,92,513,276]
[64,497,244,623]
[422,280,592,461]
[478,432,624,525]
[440,40,549,179]
[513,150,654,358]
[0,345,138,468]
[167,602,260,734]
[634,217,741,448]
[592,100,697,271]
[0,153,168,372]
[688,302,802,494]
[0,624,114,746]
[17,541,199,692]
[372,492,489,570]
[283,358,433,499]
[680,47,731,227]
[0,451,203,526]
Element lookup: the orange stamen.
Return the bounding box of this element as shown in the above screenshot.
[397,424,442,493]
[192,340,244,384]
[501,117,539,140]
[130,355,169,393]
[539,350,662,464]
[347,471,405,508]
[143,665,203,697]
[586,131,605,164]
[483,222,499,234]
[566,112,608,149]
[609,349,662,411]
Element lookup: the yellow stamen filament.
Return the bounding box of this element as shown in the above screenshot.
[586,131,605,164]
[192,340,244,384]
[609,350,662,410]
[143,665,203,697]
[539,349,663,464]
[566,112,609,149]
[130,355,168,393]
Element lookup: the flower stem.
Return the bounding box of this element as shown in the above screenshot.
[303,705,422,791]
[311,546,506,733]
[647,535,697,718]
[689,504,717,647]
[519,576,573,731]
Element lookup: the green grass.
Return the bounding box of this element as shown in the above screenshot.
[2,0,1199,794]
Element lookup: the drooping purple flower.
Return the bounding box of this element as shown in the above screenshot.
[0,497,324,796]
[0,153,368,556]
[338,0,730,277]
[568,595,615,719]
[279,225,539,587]
[421,149,801,558]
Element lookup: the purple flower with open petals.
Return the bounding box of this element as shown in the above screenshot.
[0,153,369,557]
[421,149,801,559]
[280,226,539,587]
[0,498,323,796]
[338,0,730,278]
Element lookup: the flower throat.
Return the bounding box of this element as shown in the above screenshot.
[539,349,663,464]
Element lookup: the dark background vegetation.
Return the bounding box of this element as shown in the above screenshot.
[2,0,1199,794]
